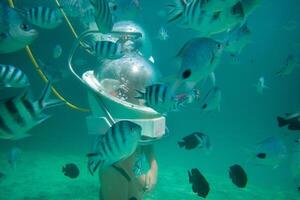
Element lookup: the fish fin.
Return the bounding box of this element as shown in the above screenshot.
[11,133,31,140]
[210,72,216,86]
[87,157,104,175]
[148,56,155,63]
[166,0,186,24]
[277,116,288,127]
[134,89,145,99]
[12,7,26,17]
[38,82,64,109]
[37,115,51,125]
[178,141,185,148]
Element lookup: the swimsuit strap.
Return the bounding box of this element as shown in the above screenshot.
[111,164,131,182]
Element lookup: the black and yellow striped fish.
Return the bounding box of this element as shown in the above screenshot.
[0,64,29,88]
[0,82,64,140]
[89,0,113,33]
[87,120,142,175]
[23,6,63,29]
[88,40,124,60]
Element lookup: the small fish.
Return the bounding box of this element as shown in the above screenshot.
[87,120,142,175]
[157,26,169,41]
[188,168,210,198]
[229,164,248,188]
[89,0,113,33]
[201,87,222,112]
[7,147,21,169]
[178,132,210,150]
[201,0,240,12]
[0,64,30,88]
[167,0,245,36]
[20,6,63,29]
[0,82,64,140]
[86,40,125,60]
[254,76,269,94]
[277,113,300,131]
[135,83,185,113]
[0,3,38,54]
[53,44,63,59]
[167,37,223,92]
[277,55,298,76]
[256,152,266,159]
[295,138,300,144]
[62,163,80,179]
[249,136,287,168]
[224,23,251,56]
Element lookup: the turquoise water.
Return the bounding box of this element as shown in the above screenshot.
[0,0,300,199]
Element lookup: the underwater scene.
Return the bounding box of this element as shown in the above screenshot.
[0,0,300,199]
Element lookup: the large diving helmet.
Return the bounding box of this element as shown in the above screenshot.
[68,22,165,144]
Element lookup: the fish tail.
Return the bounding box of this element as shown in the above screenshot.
[166,0,186,24]
[38,81,64,110]
[277,116,288,127]
[87,159,103,175]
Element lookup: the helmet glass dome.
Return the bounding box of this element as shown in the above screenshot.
[94,52,157,105]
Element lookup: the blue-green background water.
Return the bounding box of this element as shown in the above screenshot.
[0,0,300,199]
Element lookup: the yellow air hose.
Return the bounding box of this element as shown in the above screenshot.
[7,0,89,112]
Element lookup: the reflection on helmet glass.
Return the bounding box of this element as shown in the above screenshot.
[95,53,157,106]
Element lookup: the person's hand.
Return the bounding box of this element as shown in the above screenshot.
[143,166,158,192]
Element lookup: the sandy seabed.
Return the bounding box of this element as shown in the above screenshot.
[0,151,299,200]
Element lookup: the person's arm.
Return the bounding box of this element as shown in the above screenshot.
[142,144,158,192]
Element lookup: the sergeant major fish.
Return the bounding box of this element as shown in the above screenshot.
[0,82,64,140]
[87,120,142,175]
[89,0,113,33]
[0,3,37,54]
[135,83,187,114]
[86,40,125,60]
[0,64,30,88]
[17,6,63,29]
[167,0,245,36]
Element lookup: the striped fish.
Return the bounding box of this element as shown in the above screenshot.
[135,84,186,113]
[23,6,63,29]
[167,0,245,36]
[88,40,124,60]
[89,0,113,33]
[0,82,64,140]
[87,120,142,175]
[0,64,30,88]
